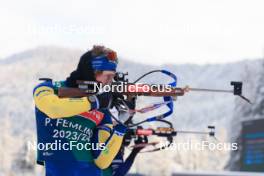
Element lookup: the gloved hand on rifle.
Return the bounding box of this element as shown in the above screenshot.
[88,92,136,112]
[88,92,114,109]
[111,93,136,124]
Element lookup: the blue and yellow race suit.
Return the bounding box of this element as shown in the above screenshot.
[33,80,126,176]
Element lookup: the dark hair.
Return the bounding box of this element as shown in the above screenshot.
[65,45,117,87]
[65,51,95,87]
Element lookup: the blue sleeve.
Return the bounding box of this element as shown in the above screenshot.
[112,149,139,176]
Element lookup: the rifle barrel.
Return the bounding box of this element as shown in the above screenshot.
[189,88,233,94]
[175,130,211,135]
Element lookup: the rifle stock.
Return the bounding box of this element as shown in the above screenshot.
[58,83,185,98]
[58,87,92,98]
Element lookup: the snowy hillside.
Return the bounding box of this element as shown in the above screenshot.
[0,46,262,176]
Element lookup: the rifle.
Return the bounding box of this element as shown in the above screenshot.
[57,70,251,104]
[44,69,251,153]
[123,119,216,153]
[56,70,251,128]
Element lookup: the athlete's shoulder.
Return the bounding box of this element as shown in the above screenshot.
[33,79,55,95]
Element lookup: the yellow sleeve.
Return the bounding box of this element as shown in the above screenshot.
[94,124,125,169]
[33,86,91,118]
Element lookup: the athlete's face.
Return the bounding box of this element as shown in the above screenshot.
[95,71,115,85]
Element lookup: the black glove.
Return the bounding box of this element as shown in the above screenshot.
[126,96,136,110]
[110,92,125,109]
[87,92,113,109]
